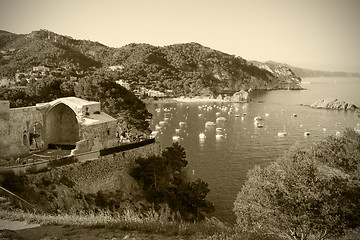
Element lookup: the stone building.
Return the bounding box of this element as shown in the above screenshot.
[0,97,118,158]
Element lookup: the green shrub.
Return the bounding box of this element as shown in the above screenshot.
[59,176,75,188]
[130,142,214,222]
[234,129,360,240]
[0,170,28,193]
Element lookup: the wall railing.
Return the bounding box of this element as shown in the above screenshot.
[100,138,155,156]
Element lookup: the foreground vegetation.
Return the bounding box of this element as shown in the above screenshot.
[0,209,238,240]
[131,142,214,222]
[1,130,359,240]
[234,129,360,240]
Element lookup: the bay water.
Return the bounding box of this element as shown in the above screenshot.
[147,77,360,223]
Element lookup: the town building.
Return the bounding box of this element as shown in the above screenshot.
[115,80,131,90]
[32,66,50,72]
[108,65,124,71]
[147,90,166,98]
[0,97,118,159]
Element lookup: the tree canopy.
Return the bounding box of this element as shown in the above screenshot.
[234,129,360,240]
[130,142,214,222]
[74,71,151,132]
[0,71,151,133]
[1,30,302,97]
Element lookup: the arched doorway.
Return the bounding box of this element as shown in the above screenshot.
[45,103,79,149]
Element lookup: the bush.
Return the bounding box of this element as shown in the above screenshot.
[59,176,75,188]
[234,129,360,240]
[130,142,214,222]
[0,171,28,193]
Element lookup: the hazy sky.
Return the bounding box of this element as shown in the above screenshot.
[1,0,359,72]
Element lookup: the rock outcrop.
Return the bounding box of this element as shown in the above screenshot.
[231,90,250,102]
[251,61,303,90]
[307,98,358,111]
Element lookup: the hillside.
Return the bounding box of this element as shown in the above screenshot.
[262,60,360,78]
[0,29,302,96]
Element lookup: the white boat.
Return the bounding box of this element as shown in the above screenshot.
[205,121,216,126]
[254,116,262,121]
[159,121,166,125]
[155,125,161,130]
[292,114,297,117]
[216,112,221,116]
[216,134,224,138]
[179,122,186,126]
[265,113,270,117]
[175,128,181,133]
[216,127,222,132]
[278,125,287,137]
[234,114,240,118]
[304,132,311,136]
[216,117,227,122]
[277,132,287,137]
[199,133,206,139]
[172,136,180,141]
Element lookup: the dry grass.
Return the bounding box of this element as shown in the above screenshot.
[0,209,237,239]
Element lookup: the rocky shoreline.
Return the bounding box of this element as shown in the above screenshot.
[301,98,358,111]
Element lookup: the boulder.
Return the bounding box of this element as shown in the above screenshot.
[223,95,231,101]
[231,90,249,102]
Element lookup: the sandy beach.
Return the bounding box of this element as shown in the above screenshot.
[143,97,230,104]
[173,97,228,103]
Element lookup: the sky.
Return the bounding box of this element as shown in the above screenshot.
[1,0,360,72]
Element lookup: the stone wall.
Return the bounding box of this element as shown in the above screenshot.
[75,102,100,117]
[47,142,162,194]
[79,121,117,153]
[0,104,46,158]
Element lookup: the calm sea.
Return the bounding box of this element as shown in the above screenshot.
[147,77,360,224]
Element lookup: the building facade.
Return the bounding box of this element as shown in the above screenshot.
[0,97,118,158]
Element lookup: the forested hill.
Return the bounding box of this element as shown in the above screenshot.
[0,29,302,95]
